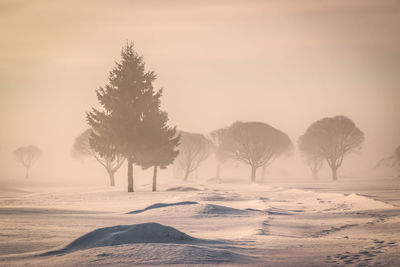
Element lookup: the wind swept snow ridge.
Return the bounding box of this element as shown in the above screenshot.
[127,201,198,214]
[41,223,199,255]
[198,204,250,216]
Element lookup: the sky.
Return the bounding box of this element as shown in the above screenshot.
[0,0,399,183]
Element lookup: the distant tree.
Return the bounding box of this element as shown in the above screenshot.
[176,131,212,181]
[224,121,292,182]
[298,132,325,179]
[300,115,364,180]
[72,128,125,186]
[135,93,180,192]
[13,145,42,179]
[87,42,161,192]
[209,127,230,180]
[376,145,400,177]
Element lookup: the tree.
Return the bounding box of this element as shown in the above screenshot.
[176,131,212,181]
[376,145,400,177]
[134,94,180,192]
[209,127,230,180]
[87,42,160,192]
[299,115,364,180]
[13,145,42,179]
[224,121,292,182]
[298,132,325,179]
[72,128,125,186]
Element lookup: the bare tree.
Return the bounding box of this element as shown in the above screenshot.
[299,115,364,180]
[176,131,212,181]
[376,145,400,177]
[224,121,292,182]
[306,157,324,180]
[209,127,230,180]
[298,132,325,179]
[72,129,125,186]
[13,145,42,179]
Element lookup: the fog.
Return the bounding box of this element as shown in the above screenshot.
[1,0,399,186]
[2,2,400,266]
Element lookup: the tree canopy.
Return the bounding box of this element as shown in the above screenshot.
[72,128,125,186]
[176,131,212,181]
[87,42,174,192]
[299,115,364,180]
[224,121,292,182]
[13,145,42,179]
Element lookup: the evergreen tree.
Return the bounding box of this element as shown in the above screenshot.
[135,89,180,192]
[87,42,158,192]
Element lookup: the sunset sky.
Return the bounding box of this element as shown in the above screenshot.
[0,0,399,181]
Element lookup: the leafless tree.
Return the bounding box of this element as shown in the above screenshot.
[376,145,400,177]
[209,127,230,180]
[72,128,125,186]
[298,132,325,179]
[299,115,364,180]
[176,131,212,180]
[225,121,292,182]
[13,145,42,179]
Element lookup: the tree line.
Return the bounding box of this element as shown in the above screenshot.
[12,43,399,187]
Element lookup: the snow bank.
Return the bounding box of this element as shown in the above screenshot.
[342,193,394,211]
[42,223,199,255]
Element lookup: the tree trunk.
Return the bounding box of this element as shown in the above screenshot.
[251,166,257,183]
[109,172,115,187]
[152,166,158,192]
[127,159,134,192]
[331,166,338,181]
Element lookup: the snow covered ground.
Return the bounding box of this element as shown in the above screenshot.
[0,177,400,266]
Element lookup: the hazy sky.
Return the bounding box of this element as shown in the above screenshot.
[0,0,399,181]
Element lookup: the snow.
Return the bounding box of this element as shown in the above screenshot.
[42,223,200,256]
[127,201,198,214]
[1,177,400,266]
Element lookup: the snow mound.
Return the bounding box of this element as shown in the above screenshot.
[42,223,198,255]
[37,243,255,265]
[128,203,252,217]
[166,186,200,192]
[343,193,394,211]
[198,204,249,216]
[127,201,198,214]
[196,192,245,201]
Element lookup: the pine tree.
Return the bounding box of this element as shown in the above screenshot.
[87,42,158,192]
[136,95,180,191]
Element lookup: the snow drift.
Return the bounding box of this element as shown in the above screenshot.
[42,223,200,255]
[127,201,198,214]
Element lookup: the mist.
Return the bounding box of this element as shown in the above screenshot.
[0,0,399,185]
[1,1,400,266]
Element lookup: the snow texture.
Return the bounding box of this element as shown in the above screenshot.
[42,222,200,255]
